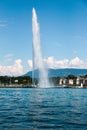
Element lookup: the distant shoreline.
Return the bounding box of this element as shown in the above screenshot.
[0,85,87,88]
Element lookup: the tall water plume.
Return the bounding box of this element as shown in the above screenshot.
[32,8,50,88]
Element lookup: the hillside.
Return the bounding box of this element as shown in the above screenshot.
[24,68,87,78]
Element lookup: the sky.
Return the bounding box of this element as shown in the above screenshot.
[0,0,87,76]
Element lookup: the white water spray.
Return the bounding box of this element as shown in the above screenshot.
[32,8,50,88]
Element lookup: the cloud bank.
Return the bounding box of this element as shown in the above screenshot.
[0,59,24,76]
[0,57,87,76]
[28,57,87,69]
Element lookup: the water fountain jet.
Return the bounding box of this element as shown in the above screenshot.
[32,8,50,88]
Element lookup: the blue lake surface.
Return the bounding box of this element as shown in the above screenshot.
[0,88,87,130]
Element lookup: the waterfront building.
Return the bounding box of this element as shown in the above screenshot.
[84,78,87,86]
[59,78,63,86]
[76,77,85,86]
[68,79,74,86]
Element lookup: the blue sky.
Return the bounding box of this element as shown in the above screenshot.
[0,0,87,75]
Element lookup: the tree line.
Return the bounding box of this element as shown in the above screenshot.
[0,74,87,86]
[0,76,32,85]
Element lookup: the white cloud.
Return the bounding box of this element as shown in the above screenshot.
[69,57,84,68]
[4,54,13,58]
[27,56,87,69]
[73,50,78,54]
[27,60,32,69]
[0,59,24,76]
[4,54,14,62]
[0,57,87,76]
[44,57,69,68]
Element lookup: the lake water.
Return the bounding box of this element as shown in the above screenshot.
[0,88,87,130]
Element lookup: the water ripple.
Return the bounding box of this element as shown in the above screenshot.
[0,88,87,129]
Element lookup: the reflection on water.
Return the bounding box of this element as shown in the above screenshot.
[0,88,87,129]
